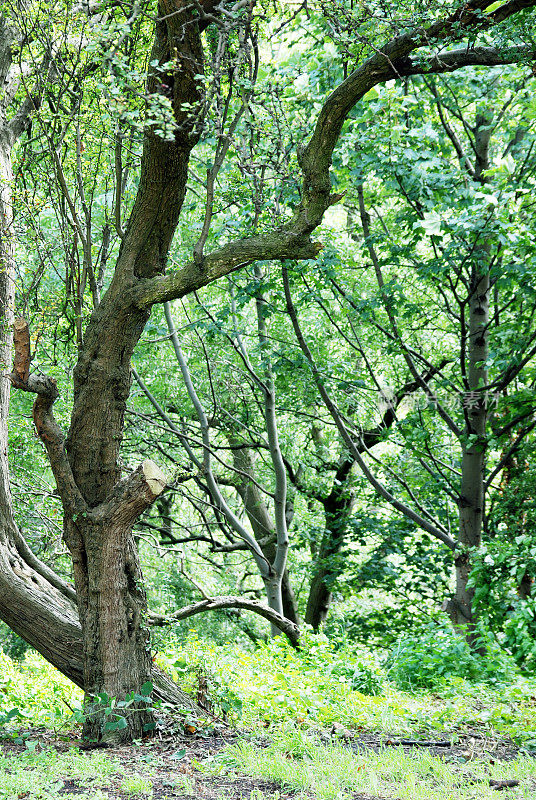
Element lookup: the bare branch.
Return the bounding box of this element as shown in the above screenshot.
[163,302,271,575]
[9,319,86,519]
[282,269,456,551]
[149,594,300,646]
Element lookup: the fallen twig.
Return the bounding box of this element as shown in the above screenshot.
[385,739,452,747]
[489,779,520,790]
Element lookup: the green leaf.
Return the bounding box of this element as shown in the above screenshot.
[103,716,128,732]
[133,694,153,703]
[363,88,378,101]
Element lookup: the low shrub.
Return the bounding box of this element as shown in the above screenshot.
[384,623,518,691]
[0,650,82,728]
[157,629,388,730]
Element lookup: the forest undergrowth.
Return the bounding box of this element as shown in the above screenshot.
[0,628,535,800]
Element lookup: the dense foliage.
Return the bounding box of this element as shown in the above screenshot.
[0,0,536,750]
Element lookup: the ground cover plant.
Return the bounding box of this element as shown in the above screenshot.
[0,631,535,799]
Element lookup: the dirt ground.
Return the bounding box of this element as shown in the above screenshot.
[0,723,527,799]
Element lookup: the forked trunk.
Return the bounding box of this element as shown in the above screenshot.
[49,2,208,740]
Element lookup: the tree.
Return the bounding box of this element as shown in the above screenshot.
[0,2,88,688]
[130,273,460,633]
[1,0,535,742]
[284,64,536,645]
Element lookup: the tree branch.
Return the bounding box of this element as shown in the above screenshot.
[131,15,536,311]
[9,319,86,519]
[12,527,77,605]
[133,234,322,307]
[403,44,535,76]
[282,269,457,551]
[94,460,168,528]
[163,302,272,575]
[149,595,300,646]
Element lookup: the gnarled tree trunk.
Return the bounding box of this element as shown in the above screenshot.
[59,4,205,741]
[7,2,209,743]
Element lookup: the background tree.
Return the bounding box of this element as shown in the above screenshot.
[283,64,536,644]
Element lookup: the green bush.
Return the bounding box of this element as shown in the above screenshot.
[384,623,517,691]
[0,651,82,727]
[156,629,389,730]
[0,624,30,660]
[470,537,536,672]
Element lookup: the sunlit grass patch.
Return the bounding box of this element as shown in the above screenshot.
[208,730,536,800]
[0,745,118,799]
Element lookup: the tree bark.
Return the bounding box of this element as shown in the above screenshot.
[305,456,354,630]
[232,446,300,626]
[446,115,492,648]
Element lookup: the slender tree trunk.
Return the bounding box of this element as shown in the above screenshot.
[0,139,16,554]
[252,267,291,634]
[232,446,300,626]
[455,267,489,643]
[447,116,491,648]
[281,571,299,626]
[305,456,354,629]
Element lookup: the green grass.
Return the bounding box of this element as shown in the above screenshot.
[120,774,154,797]
[1,635,536,800]
[207,728,536,800]
[0,746,118,799]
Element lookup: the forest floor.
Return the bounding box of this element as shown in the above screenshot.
[2,646,536,798]
[0,720,534,800]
